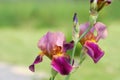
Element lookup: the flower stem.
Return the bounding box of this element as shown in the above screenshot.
[70,42,77,64]
[66,25,93,80]
[71,14,97,65]
[65,13,98,80]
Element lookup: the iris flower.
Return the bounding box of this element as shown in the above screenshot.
[79,22,107,63]
[29,32,74,75]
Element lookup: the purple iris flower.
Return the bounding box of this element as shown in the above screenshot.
[79,22,107,63]
[29,32,74,75]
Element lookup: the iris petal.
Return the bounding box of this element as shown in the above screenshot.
[29,55,43,72]
[94,22,108,41]
[79,22,90,34]
[29,64,35,72]
[63,41,74,52]
[84,41,104,63]
[38,32,65,54]
[51,56,72,75]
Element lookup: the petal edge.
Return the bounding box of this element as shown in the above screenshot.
[51,56,72,75]
[84,41,104,63]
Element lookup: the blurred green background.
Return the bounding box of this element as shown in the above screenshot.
[0,0,120,80]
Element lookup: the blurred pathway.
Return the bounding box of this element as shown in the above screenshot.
[0,62,49,80]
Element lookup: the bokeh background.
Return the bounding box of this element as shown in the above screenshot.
[0,0,120,80]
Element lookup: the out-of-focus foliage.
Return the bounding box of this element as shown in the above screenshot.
[0,0,119,29]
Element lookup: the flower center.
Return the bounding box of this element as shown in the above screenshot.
[80,32,96,45]
[47,46,63,59]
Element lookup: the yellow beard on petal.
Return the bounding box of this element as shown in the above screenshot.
[45,46,63,59]
[80,32,96,45]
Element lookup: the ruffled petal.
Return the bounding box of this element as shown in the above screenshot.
[55,32,65,47]
[38,34,47,51]
[29,55,43,72]
[94,22,108,41]
[38,32,65,53]
[51,56,72,75]
[84,41,104,63]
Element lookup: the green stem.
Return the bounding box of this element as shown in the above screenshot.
[71,13,98,65]
[64,43,77,80]
[70,42,77,64]
[64,14,98,80]
[65,25,93,80]
[64,9,98,80]
[78,25,92,42]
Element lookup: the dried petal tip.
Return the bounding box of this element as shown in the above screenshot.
[29,64,35,72]
[29,55,43,72]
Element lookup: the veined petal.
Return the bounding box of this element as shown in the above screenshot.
[84,41,104,63]
[29,55,43,72]
[94,22,108,42]
[38,32,65,53]
[51,56,72,75]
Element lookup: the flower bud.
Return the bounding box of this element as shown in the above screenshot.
[90,0,111,15]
